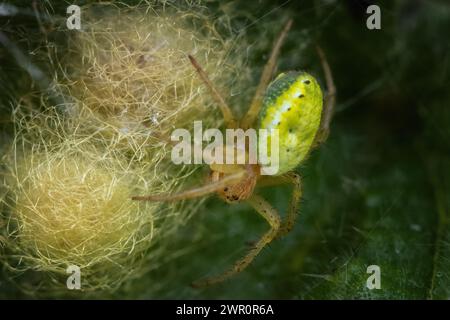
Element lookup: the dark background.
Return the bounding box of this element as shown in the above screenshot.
[1,0,449,299]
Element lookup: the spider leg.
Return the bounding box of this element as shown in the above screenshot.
[188,55,238,128]
[257,172,302,238]
[240,19,293,129]
[191,194,280,288]
[313,46,336,146]
[276,172,302,238]
[131,170,245,202]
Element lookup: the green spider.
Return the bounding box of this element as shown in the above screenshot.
[132,19,336,287]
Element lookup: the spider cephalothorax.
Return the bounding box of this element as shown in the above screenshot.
[213,164,260,203]
[132,19,336,288]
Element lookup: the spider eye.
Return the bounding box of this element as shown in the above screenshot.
[297,94,304,98]
[303,79,311,85]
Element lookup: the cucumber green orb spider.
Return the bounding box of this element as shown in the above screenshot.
[132,19,336,288]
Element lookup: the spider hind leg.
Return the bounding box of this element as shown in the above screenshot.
[314,46,336,146]
[240,19,293,129]
[188,54,238,128]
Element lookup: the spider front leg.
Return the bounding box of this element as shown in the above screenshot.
[258,172,302,238]
[314,46,336,146]
[191,194,281,288]
[131,170,245,202]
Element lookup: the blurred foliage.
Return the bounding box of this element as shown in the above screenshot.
[1,0,450,299]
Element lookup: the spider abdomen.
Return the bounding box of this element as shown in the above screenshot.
[258,71,323,175]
